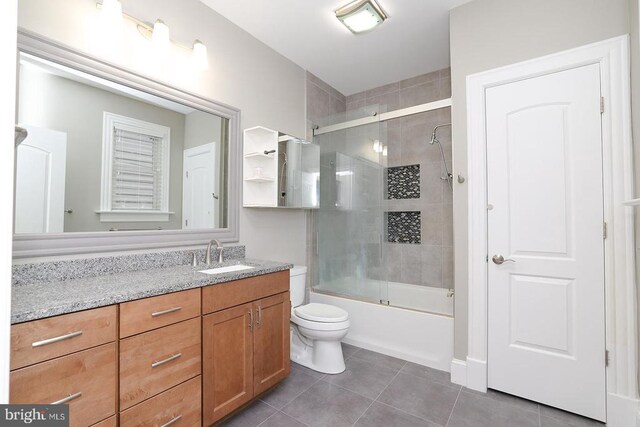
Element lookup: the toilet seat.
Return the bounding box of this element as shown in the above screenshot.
[290,307,350,332]
[294,303,349,323]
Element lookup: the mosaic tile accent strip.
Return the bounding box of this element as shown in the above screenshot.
[387,165,420,199]
[387,211,421,244]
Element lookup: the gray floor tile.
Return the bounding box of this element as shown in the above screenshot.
[377,372,460,426]
[291,362,326,380]
[354,402,437,427]
[260,367,320,409]
[341,342,360,360]
[350,348,406,372]
[282,381,373,427]
[221,400,276,427]
[462,388,539,414]
[400,361,451,386]
[259,411,308,427]
[324,356,399,399]
[540,405,604,426]
[448,391,539,427]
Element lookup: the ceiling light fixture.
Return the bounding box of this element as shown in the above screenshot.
[335,0,387,34]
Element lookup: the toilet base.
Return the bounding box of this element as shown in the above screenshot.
[290,327,346,374]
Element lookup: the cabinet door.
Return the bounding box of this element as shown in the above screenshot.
[203,303,254,426]
[253,292,291,396]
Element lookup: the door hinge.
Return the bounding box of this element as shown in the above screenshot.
[600,97,605,114]
[185,219,188,227]
[603,222,607,239]
[486,254,489,263]
[605,350,610,367]
[185,171,189,178]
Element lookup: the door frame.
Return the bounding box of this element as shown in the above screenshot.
[464,35,638,422]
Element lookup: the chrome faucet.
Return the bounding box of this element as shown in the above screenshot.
[205,239,223,264]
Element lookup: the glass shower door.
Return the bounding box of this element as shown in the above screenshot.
[314,118,388,304]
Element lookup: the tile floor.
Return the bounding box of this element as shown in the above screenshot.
[220,343,604,427]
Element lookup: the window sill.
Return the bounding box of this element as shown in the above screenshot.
[95,210,175,223]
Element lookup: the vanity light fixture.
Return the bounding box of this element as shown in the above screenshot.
[335,0,387,34]
[95,1,209,71]
[192,40,209,71]
[100,0,122,26]
[151,19,170,49]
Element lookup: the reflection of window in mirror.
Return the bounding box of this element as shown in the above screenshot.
[15,52,230,234]
[98,112,171,222]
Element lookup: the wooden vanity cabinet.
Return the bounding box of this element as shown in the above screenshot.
[202,271,291,425]
[10,269,291,427]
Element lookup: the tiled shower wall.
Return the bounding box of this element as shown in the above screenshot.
[305,69,453,293]
[346,69,453,289]
[305,72,346,298]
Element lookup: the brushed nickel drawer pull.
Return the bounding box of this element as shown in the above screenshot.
[257,306,262,327]
[32,331,83,348]
[151,353,182,368]
[249,309,254,332]
[51,391,82,405]
[160,415,182,427]
[151,307,182,317]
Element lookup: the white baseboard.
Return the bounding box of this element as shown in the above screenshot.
[606,392,639,427]
[450,359,467,386]
[466,357,488,392]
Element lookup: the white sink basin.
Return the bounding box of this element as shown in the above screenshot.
[198,264,254,275]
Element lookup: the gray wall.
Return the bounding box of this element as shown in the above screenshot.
[346,70,453,290]
[18,0,308,265]
[449,0,631,360]
[18,65,185,232]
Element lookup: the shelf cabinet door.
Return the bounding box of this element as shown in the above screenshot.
[203,303,254,426]
[253,292,291,396]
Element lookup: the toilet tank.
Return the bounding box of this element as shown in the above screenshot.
[289,265,307,307]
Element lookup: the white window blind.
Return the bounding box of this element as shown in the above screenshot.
[99,112,171,222]
[112,128,165,211]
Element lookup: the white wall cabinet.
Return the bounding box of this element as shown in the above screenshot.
[243,126,319,209]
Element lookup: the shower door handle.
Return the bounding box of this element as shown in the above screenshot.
[492,255,515,265]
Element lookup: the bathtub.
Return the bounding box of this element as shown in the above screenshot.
[311,279,454,371]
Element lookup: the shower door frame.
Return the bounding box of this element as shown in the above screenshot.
[463,35,638,423]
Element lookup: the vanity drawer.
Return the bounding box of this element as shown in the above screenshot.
[10,343,117,427]
[202,270,289,314]
[10,306,117,370]
[120,376,201,427]
[120,317,201,410]
[91,416,117,427]
[119,288,201,338]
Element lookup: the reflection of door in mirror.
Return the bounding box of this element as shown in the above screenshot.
[14,125,67,233]
[183,143,218,229]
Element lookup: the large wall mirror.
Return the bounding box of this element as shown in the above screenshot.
[13,30,240,258]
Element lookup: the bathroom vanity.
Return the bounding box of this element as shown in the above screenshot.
[9,256,292,426]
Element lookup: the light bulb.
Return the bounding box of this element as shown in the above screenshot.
[192,40,208,71]
[151,19,170,49]
[100,0,122,26]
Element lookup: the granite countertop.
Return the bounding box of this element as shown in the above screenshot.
[11,258,293,324]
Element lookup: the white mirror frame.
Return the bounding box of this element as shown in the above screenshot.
[13,29,241,258]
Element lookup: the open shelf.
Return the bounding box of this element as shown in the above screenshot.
[244,152,275,159]
[244,176,275,183]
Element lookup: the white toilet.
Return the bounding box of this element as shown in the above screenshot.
[289,266,350,374]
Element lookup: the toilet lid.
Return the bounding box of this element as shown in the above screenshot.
[294,303,349,323]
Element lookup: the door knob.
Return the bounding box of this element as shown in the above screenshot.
[492,254,515,265]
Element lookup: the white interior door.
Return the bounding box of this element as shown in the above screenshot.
[14,125,67,233]
[182,142,217,229]
[486,64,606,421]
